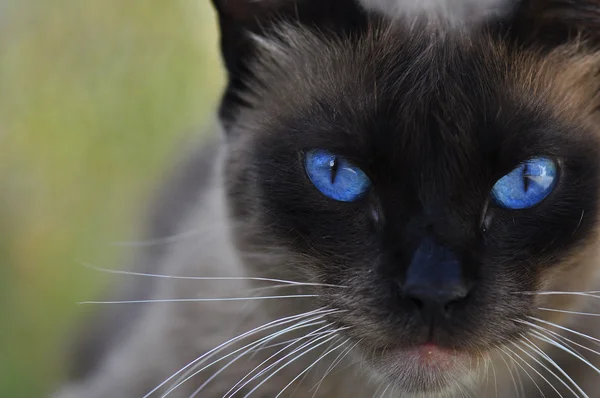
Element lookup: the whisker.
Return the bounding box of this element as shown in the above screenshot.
[514,343,563,398]
[509,342,568,398]
[515,291,600,298]
[285,339,337,398]
[78,295,319,305]
[501,345,546,398]
[379,382,392,398]
[513,350,525,397]
[519,319,600,358]
[310,339,358,397]
[573,209,585,235]
[143,307,332,398]
[188,323,334,398]
[246,335,323,357]
[80,262,346,288]
[490,352,498,398]
[274,338,348,398]
[530,330,600,376]
[220,323,337,398]
[223,327,342,398]
[527,316,600,346]
[538,307,600,317]
[244,283,321,294]
[497,348,520,398]
[480,352,489,397]
[163,314,343,397]
[520,336,587,398]
[242,331,345,398]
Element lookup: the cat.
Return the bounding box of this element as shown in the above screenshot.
[55,0,600,397]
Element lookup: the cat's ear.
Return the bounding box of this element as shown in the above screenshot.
[510,0,600,48]
[210,0,366,124]
[210,0,282,81]
[211,0,365,71]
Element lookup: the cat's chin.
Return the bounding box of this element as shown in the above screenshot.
[371,343,479,396]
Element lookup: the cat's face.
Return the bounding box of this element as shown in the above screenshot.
[214,0,600,394]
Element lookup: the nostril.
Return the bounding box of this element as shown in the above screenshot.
[403,284,470,318]
[443,293,468,313]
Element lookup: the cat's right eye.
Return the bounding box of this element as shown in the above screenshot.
[304,149,371,202]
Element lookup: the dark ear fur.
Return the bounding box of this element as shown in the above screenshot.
[210,0,368,125]
[509,0,600,49]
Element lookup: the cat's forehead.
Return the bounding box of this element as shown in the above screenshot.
[244,23,599,132]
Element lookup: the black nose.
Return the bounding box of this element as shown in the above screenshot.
[404,283,469,317]
[402,237,470,322]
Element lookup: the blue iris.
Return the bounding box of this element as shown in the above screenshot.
[304,149,371,202]
[491,157,558,209]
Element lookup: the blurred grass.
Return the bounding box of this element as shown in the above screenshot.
[0,1,223,396]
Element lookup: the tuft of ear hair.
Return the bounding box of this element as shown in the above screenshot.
[510,0,600,49]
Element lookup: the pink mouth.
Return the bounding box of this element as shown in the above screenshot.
[379,343,475,394]
[412,343,463,369]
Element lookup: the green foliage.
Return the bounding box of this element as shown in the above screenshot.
[0,1,223,396]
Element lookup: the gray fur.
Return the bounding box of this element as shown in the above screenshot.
[358,0,517,26]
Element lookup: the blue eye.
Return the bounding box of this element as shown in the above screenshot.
[490,157,558,209]
[304,149,371,202]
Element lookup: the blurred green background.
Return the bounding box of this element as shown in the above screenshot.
[0,1,223,396]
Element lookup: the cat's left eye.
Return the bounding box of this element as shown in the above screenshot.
[490,157,558,209]
[304,149,371,202]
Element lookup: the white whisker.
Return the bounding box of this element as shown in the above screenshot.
[530,330,600,376]
[573,209,585,235]
[497,348,520,397]
[310,339,358,397]
[187,322,333,398]
[163,313,342,397]
[243,331,344,398]
[512,341,563,397]
[143,308,332,398]
[379,382,392,398]
[509,342,566,398]
[78,295,319,305]
[538,307,600,317]
[274,338,348,398]
[528,316,600,346]
[490,352,498,398]
[80,262,346,288]
[513,350,525,397]
[515,291,600,298]
[247,336,322,357]
[169,315,331,391]
[501,345,546,398]
[221,323,337,398]
[223,327,341,398]
[521,336,587,398]
[518,318,600,358]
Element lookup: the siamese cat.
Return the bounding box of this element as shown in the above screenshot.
[56,0,600,397]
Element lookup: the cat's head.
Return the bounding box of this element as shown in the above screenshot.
[211,0,600,394]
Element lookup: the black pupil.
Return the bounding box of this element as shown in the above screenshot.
[330,156,339,184]
[522,163,530,193]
